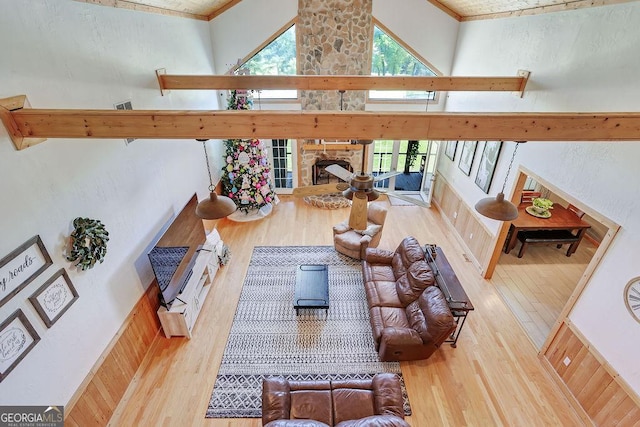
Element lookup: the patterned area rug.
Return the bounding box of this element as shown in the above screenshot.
[206,246,411,418]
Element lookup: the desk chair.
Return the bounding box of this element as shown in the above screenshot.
[567,203,585,219]
[521,191,541,203]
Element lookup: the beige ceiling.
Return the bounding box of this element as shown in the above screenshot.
[78,0,635,21]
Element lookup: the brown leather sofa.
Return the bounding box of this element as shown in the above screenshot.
[362,236,456,361]
[261,373,409,427]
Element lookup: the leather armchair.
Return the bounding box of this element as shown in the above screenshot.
[262,374,409,427]
[333,203,388,260]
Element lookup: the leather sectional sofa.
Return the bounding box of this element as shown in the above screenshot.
[362,236,456,361]
[261,373,409,426]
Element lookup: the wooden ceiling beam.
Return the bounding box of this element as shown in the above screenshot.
[8,109,640,146]
[156,74,528,92]
[0,95,47,150]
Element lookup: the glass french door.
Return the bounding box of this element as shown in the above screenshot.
[266,138,295,194]
[370,140,439,204]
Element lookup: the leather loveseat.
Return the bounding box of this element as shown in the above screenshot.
[362,236,456,361]
[261,373,409,427]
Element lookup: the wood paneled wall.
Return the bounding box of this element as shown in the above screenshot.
[65,284,161,426]
[543,321,640,426]
[432,173,494,271]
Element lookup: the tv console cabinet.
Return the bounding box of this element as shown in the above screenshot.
[157,241,218,338]
[149,194,224,339]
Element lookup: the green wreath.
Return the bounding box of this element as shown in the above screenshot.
[66,217,109,271]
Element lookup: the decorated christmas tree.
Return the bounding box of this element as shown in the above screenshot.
[221,89,278,215]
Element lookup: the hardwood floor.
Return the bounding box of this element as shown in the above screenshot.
[493,238,596,349]
[109,196,584,426]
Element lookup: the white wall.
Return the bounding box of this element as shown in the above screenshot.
[441,3,640,393]
[0,1,217,405]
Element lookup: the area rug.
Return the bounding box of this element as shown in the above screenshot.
[206,246,411,418]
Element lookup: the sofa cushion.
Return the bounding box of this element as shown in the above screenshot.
[405,286,455,344]
[332,387,375,425]
[362,264,396,284]
[290,389,333,426]
[395,260,435,306]
[391,237,426,279]
[369,306,411,343]
[354,223,382,237]
[365,281,403,308]
[334,230,364,248]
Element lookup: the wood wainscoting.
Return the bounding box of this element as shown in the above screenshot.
[543,321,640,425]
[65,283,161,426]
[432,172,494,272]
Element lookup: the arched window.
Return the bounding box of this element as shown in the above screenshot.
[370,25,438,101]
[241,24,297,99]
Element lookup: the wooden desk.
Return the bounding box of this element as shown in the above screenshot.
[505,203,591,256]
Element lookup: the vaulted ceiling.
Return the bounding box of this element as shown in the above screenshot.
[77,0,634,21]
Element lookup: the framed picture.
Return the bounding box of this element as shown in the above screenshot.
[475,141,503,193]
[29,269,79,328]
[0,236,53,309]
[445,141,458,161]
[458,141,478,176]
[0,309,40,382]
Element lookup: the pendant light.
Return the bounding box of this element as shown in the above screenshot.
[195,139,237,219]
[474,142,523,221]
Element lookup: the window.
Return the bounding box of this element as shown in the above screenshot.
[241,24,297,99]
[370,26,437,101]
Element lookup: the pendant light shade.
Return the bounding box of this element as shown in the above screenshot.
[474,141,523,221]
[475,192,518,221]
[196,191,237,219]
[195,139,237,220]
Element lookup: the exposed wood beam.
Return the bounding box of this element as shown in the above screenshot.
[0,95,47,150]
[8,109,640,145]
[156,74,528,92]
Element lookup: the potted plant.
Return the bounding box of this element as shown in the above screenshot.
[403,140,420,174]
[531,197,554,214]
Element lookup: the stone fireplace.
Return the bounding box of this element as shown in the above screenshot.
[297,0,372,187]
[300,146,362,187]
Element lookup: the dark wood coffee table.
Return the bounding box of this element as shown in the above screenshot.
[294,264,329,315]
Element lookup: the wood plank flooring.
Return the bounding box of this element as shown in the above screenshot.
[493,238,596,349]
[108,196,584,426]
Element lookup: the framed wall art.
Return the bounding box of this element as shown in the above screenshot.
[0,236,53,308]
[458,141,478,176]
[0,309,40,382]
[29,269,79,328]
[475,141,503,193]
[445,141,458,161]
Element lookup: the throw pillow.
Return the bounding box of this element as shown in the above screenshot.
[354,223,382,237]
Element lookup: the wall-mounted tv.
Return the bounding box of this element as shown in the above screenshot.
[148,194,206,308]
